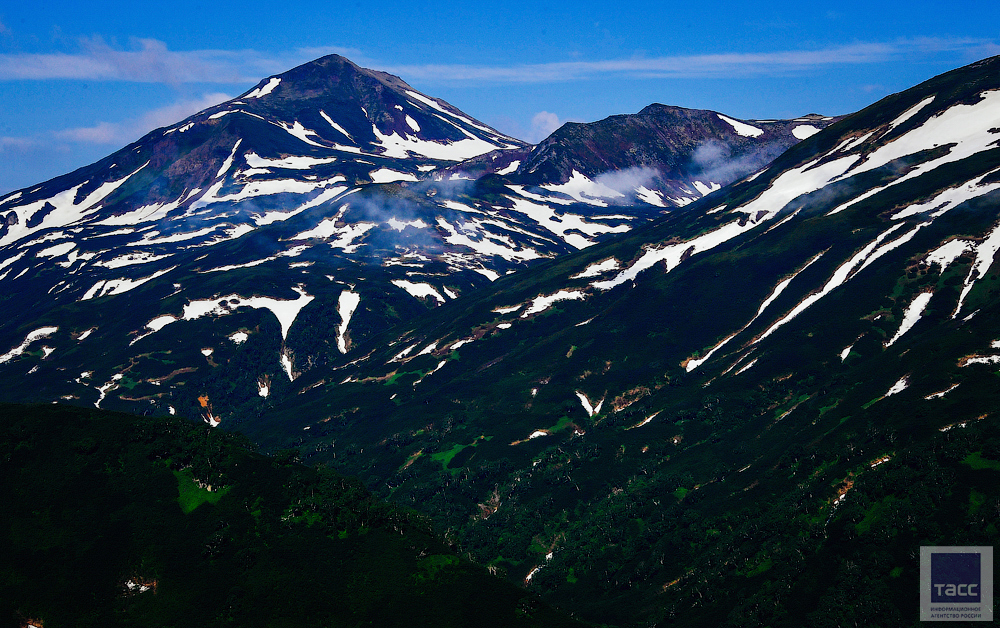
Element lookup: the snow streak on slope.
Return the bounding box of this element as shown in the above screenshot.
[138,287,314,344]
[718,114,763,137]
[0,162,147,247]
[593,156,858,291]
[684,252,825,371]
[885,292,934,347]
[954,220,1000,317]
[392,280,446,304]
[827,90,1000,216]
[337,290,361,354]
[754,225,909,343]
[0,327,58,364]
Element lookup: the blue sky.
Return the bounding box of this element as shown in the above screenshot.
[1,0,998,194]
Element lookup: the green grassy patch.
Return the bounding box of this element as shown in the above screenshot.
[430,442,467,469]
[430,435,492,474]
[413,554,460,583]
[856,495,899,534]
[547,415,575,433]
[969,489,987,516]
[744,557,773,577]
[173,468,228,514]
[963,451,1000,471]
[818,400,841,416]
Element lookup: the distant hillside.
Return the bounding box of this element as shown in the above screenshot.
[0,403,585,628]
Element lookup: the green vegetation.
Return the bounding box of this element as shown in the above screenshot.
[173,467,229,514]
[0,403,584,628]
[962,451,1000,471]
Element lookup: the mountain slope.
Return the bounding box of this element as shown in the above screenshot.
[0,55,829,421]
[507,105,834,207]
[235,56,1000,626]
[0,402,586,628]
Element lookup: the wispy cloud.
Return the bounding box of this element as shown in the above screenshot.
[0,37,360,83]
[55,92,232,144]
[384,38,999,83]
[0,37,994,86]
[528,111,562,143]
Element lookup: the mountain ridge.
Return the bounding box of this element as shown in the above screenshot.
[0,53,833,420]
[227,54,1000,626]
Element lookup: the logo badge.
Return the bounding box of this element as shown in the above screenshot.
[921,546,993,621]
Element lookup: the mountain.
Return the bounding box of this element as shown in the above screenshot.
[224,56,1000,626]
[506,105,836,207]
[0,54,828,422]
[0,403,585,628]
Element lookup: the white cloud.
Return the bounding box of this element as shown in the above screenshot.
[528,111,562,143]
[0,37,361,84]
[55,92,232,144]
[0,136,39,150]
[384,38,1000,83]
[0,37,993,87]
[595,166,659,194]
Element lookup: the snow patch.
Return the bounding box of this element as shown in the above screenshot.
[718,114,763,137]
[885,292,933,347]
[792,125,821,140]
[370,168,419,183]
[497,161,520,175]
[840,345,853,362]
[80,266,176,301]
[244,152,337,169]
[954,219,1000,317]
[521,290,585,317]
[493,304,523,314]
[926,239,975,271]
[885,376,909,397]
[386,217,429,231]
[925,383,959,399]
[692,181,721,196]
[571,258,620,279]
[576,391,604,417]
[336,290,361,354]
[392,280,445,303]
[541,170,624,205]
[244,77,280,99]
[370,121,500,161]
[888,96,935,131]
[0,326,58,364]
[320,111,353,141]
[636,186,666,207]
